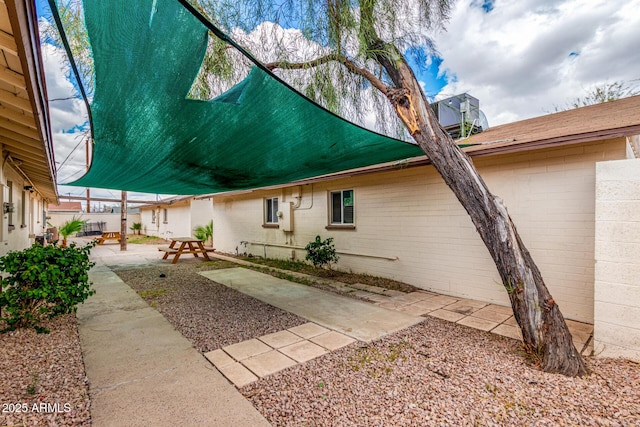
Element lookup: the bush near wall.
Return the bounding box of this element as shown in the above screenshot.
[0,242,96,333]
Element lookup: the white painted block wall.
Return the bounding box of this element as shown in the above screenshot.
[213,139,626,323]
[594,158,640,361]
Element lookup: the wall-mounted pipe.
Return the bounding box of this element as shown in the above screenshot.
[245,241,398,261]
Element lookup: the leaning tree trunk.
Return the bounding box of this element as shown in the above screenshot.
[368,42,588,376]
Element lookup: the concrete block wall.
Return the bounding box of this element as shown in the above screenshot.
[213,139,627,323]
[594,158,640,361]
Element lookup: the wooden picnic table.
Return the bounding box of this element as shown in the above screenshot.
[97,231,121,245]
[158,237,215,264]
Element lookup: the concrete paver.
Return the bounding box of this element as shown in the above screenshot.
[310,331,356,351]
[492,324,523,340]
[204,349,235,368]
[391,291,435,304]
[223,339,272,361]
[472,305,513,323]
[289,322,330,339]
[410,298,449,311]
[280,341,328,363]
[397,304,434,316]
[243,350,297,377]
[428,308,467,322]
[216,362,259,388]
[429,295,460,306]
[445,299,488,315]
[457,316,499,332]
[259,330,303,348]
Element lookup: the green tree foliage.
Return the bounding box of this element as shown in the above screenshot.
[130,222,143,235]
[58,216,86,247]
[0,242,96,332]
[305,236,339,270]
[193,220,214,246]
[555,80,639,111]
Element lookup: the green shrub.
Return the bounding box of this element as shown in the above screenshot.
[0,241,96,332]
[130,222,142,235]
[193,220,213,246]
[305,236,339,270]
[58,216,86,247]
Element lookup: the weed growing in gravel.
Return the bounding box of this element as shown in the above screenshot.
[26,373,38,395]
[349,341,411,377]
[139,288,169,299]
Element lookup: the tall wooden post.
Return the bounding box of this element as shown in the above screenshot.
[120,191,127,251]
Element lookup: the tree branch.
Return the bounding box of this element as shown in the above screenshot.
[264,53,389,96]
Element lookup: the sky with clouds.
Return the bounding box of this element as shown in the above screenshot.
[429,0,640,125]
[40,0,640,204]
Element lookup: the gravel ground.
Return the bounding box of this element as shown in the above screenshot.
[0,314,91,427]
[114,261,640,426]
[114,261,307,351]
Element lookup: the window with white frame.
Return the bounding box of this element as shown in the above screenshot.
[163,208,168,223]
[151,209,156,224]
[330,189,354,225]
[264,197,278,224]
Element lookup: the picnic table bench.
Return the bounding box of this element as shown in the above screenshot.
[158,237,215,264]
[96,231,121,245]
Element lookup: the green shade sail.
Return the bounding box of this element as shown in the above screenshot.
[67,0,424,194]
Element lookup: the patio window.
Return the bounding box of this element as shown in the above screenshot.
[151,209,156,224]
[264,197,278,225]
[329,189,354,226]
[163,208,168,224]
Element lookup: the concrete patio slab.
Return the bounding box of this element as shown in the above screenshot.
[353,291,389,303]
[243,350,297,377]
[279,341,328,363]
[78,263,269,426]
[376,300,410,310]
[289,322,330,339]
[259,330,303,348]
[310,331,357,351]
[201,268,424,342]
[223,339,272,361]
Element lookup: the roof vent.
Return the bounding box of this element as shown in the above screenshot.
[432,93,489,140]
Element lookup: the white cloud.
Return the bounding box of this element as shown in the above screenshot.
[432,0,640,126]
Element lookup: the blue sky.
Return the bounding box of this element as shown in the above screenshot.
[38,0,640,203]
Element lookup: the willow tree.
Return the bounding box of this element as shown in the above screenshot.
[187,0,587,376]
[49,0,587,375]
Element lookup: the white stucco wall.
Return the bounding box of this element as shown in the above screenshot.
[594,158,640,361]
[139,198,213,239]
[213,139,627,323]
[0,164,49,256]
[48,212,142,235]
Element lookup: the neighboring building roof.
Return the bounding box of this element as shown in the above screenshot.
[138,195,194,209]
[207,95,640,197]
[1,0,58,202]
[464,94,640,156]
[48,201,82,212]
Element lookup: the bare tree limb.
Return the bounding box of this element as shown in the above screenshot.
[264,53,390,96]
